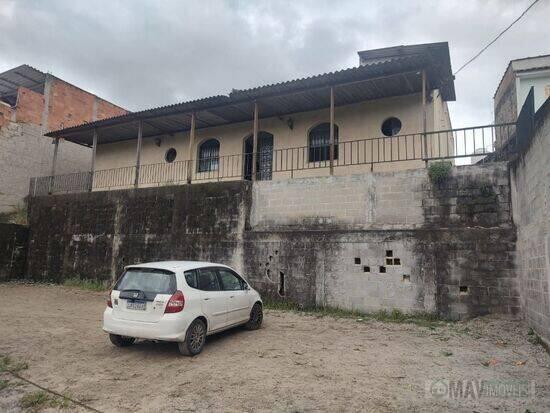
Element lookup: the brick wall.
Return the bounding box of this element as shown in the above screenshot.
[0,73,127,212]
[0,122,91,211]
[15,87,45,125]
[511,100,550,344]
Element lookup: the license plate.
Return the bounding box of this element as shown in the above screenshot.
[127,301,146,311]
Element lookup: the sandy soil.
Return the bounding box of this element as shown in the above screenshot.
[0,283,549,412]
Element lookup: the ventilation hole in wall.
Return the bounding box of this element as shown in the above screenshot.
[269,255,273,261]
[379,266,386,273]
[459,286,469,295]
[386,258,393,265]
[275,250,279,255]
[266,268,271,277]
[259,263,263,267]
[278,272,285,296]
[363,266,370,273]
[402,274,411,282]
[354,257,361,265]
[386,250,393,257]
[265,262,270,267]
[394,258,401,265]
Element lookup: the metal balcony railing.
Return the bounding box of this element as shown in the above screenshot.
[29,123,516,196]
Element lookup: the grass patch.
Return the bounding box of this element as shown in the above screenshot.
[63,277,108,292]
[20,391,50,410]
[0,203,27,225]
[0,355,28,373]
[0,379,10,391]
[263,299,447,328]
[428,161,452,185]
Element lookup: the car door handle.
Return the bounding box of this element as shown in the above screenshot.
[203,298,210,301]
[229,295,234,298]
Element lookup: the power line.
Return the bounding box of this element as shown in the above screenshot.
[454,0,541,76]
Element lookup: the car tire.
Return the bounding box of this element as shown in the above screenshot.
[109,334,136,347]
[245,302,263,330]
[178,319,207,356]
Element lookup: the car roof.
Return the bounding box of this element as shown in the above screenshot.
[125,261,232,272]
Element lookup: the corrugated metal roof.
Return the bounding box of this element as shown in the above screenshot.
[0,64,46,106]
[46,43,456,146]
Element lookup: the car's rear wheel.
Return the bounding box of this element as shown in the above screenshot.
[109,334,136,347]
[178,319,206,356]
[245,302,263,330]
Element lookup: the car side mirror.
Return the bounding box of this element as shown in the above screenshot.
[243,284,250,291]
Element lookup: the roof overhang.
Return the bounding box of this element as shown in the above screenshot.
[46,47,455,147]
[0,64,46,106]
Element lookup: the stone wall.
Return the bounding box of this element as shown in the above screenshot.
[24,162,516,320]
[510,99,550,344]
[26,181,250,283]
[0,223,28,280]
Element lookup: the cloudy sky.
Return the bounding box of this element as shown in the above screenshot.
[0,0,548,127]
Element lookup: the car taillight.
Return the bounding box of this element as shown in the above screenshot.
[165,290,185,313]
[107,290,112,308]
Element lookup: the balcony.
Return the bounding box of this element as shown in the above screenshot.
[29,123,516,196]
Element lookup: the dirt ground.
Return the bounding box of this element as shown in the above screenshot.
[0,283,549,412]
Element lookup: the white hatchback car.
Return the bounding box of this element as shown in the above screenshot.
[103,261,263,356]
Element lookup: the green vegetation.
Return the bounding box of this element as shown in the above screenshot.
[428,161,453,185]
[20,391,50,410]
[0,203,28,225]
[263,299,446,328]
[0,355,28,373]
[63,277,108,291]
[0,379,10,391]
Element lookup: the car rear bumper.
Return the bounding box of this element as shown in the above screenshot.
[103,308,190,342]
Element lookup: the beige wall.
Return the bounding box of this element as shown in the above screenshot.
[94,91,450,188]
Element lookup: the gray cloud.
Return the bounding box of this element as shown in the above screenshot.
[0,0,548,126]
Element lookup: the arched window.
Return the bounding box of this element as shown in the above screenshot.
[198,139,220,172]
[308,123,339,162]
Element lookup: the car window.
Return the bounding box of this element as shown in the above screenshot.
[198,268,221,291]
[184,270,198,289]
[115,268,176,294]
[218,269,244,291]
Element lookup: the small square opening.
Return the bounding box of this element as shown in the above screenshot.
[379,266,386,273]
[394,258,401,265]
[354,257,361,265]
[386,258,393,265]
[363,266,370,273]
[386,250,393,257]
[402,274,410,282]
[459,285,469,295]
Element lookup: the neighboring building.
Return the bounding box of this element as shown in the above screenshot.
[0,65,127,212]
[494,54,550,148]
[44,42,455,191]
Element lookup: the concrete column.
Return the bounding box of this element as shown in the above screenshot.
[48,137,60,194]
[89,128,98,191]
[134,120,143,188]
[329,86,335,176]
[422,69,428,163]
[252,102,259,181]
[187,112,196,184]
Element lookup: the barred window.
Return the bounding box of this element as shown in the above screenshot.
[308,123,339,162]
[198,139,220,172]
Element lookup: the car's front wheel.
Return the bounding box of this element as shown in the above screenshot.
[178,319,206,356]
[245,302,263,330]
[109,334,136,347]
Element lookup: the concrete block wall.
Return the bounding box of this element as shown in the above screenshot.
[0,122,91,211]
[23,162,517,320]
[510,100,550,344]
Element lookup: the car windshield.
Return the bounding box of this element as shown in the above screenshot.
[115,268,176,294]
